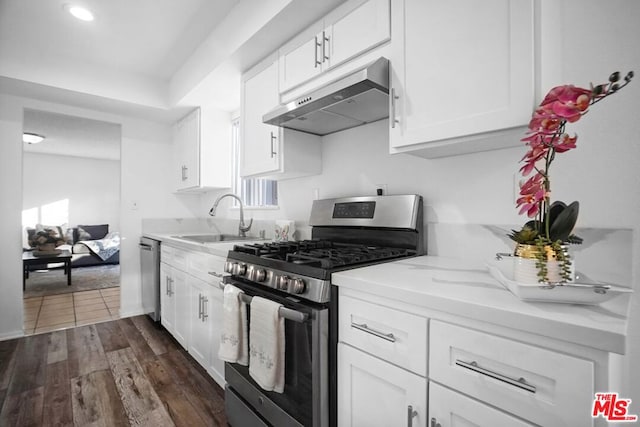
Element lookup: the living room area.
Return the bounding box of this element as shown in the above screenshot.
[21,109,122,335]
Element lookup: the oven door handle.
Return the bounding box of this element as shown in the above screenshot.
[218,282,309,323]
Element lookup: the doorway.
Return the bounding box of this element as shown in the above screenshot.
[21,109,122,335]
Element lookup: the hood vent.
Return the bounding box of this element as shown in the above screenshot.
[263,57,389,136]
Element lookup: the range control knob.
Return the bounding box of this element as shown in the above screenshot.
[290,278,305,294]
[247,266,267,282]
[224,261,235,274]
[275,275,289,291]
[232,263,247,276]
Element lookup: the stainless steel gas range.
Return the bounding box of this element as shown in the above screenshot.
[221,195,424,427]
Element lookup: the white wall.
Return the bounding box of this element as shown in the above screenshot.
[22,152,121,235]
[0,93,201,338]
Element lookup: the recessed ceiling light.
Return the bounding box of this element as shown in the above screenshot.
[23,133,45,144]
[68,5,94,22]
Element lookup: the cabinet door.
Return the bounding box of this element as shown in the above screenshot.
[160,263,175,334]
[174,108,201,190]
[172,268,190,348]
[390,0,534,154]
[188,277,212,369]
[241,60,281,177]
[338,343,427,427]
[279,33,325,93]
[207,285,225,388]
[329,0,390,66]
[429,382,534,427]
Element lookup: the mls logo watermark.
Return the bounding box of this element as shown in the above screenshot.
[592,393,638,422]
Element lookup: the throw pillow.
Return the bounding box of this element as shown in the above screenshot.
[77,226,93,241]
[64,227,75,245]
[77,224,109,240]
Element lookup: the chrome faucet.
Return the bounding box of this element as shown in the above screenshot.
[209,193,253,237]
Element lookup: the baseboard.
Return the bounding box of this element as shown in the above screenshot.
[118,307,147,319]
[0,330,25,341]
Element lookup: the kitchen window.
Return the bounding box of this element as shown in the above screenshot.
[231,118,278,207]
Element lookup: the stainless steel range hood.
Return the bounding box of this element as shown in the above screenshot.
[263,57,389,136]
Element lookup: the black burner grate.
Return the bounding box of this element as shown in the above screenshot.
[233,240,411,270]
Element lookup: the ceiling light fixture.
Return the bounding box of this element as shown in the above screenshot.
[23,133,45,144]
[67,5,94,21]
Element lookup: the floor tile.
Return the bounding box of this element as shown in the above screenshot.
[73,290,102,300]
[75,309,111,322]
[74,303,108,314]
[34,322,76,334]
[37,313,76,327]
[43,293,74,302]
[23,297,43,307]
[24,286,122,336]
[38,308,75,320]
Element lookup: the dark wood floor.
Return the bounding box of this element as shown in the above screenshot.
[0,315,227,426]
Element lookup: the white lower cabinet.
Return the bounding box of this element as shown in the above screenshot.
[338,288,603,427]
[429,382,533,427]
[159,262,189,348]
[338,343,427,427]
[188,276,213,369]
[160,245,227,388]
[206,285,225,386]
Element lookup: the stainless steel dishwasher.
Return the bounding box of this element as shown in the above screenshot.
[139,236,161,321]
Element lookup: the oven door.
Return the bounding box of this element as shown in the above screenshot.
[223,276,329,427]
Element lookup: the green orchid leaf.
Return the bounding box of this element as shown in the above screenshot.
[549,201,579,242]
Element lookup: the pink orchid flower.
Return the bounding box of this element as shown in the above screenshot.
[516,173,546,217]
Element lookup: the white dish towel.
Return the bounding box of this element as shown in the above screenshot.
[249,296,285,393]
[218,284,248,366]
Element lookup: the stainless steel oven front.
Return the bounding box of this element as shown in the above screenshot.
[222,276,330,427]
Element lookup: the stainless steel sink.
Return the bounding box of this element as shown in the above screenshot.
[171,234,258,243]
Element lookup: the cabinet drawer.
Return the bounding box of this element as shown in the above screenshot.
[170,248,188,272]
[188,251,226,284]
[339,295,427,376]
[160,244,173,264]
[429,320,594,426]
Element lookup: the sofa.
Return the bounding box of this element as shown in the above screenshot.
[25,223,120,268]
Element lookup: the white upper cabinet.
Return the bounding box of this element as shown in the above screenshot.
[389,0,535,158]
[279,0,390,93]
[174,108,200,190]
[173,107,232,192]
[241,54,321,180]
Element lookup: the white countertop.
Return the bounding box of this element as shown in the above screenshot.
[142,232,269,258]
[332,256,630,355]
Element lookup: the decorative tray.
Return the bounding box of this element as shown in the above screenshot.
[486,259,632,305]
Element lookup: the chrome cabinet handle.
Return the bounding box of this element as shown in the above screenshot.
[314,35,322,68]
[181,165,187,181]
[322,30,329,63]
[407,405,417,427]
[391,88,400,128]
[208,271,224,278]
[198,294,203,319]
[202,296,209,322]
[455,359,536,393]
[169,277,174,296]
[270,132,277,157]
[351,322,396,342]
[165,276,170,296]
[430,418,441,427]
